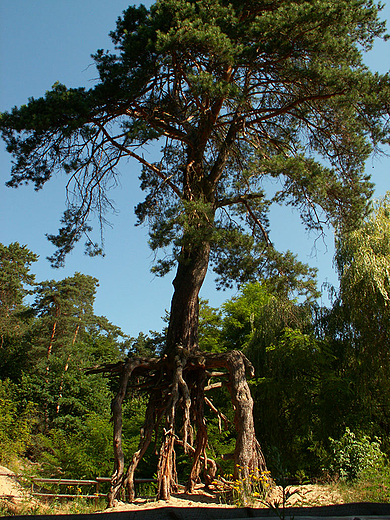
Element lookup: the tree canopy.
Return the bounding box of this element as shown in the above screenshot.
[1,0,388,272]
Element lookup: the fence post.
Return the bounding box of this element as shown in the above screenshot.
[95,480,100,507]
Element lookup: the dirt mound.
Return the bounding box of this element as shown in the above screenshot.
[104,486,234,512]
[267,483,344,508]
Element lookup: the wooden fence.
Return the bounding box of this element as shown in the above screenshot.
[0,473,156,505]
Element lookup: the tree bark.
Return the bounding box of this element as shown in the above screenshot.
[107,357,159,506]
[56,320,80,415]
[108,361,132,506]
[165,242,211,354]
[123,390,161,501]
[186,368,208,492]
[152,240,211,499]
[44,320,57,431]
[206,351,267,485]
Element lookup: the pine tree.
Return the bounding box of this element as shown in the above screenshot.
[1,0,389,503]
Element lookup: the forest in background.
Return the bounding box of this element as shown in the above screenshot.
[2,192,390,495]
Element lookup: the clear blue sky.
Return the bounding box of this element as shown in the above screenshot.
[1,1,390,338]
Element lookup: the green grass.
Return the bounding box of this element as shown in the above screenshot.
[336,472,390,503]
[0,497,108,516]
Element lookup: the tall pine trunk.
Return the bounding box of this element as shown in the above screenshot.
[157,241,211,499]
[165,242,211,354]
[104,234,267,505]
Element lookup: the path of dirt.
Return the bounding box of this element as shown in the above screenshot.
[0,465,360,518]
[0,466,26,499]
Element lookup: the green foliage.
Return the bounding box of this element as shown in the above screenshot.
[129,330,165,356]
[221,279,315,362]
[201,274,389,481]
[336,192,390,325]
[121,393,159,478]
[221,282,276,354]
[0,243,37,378]
[205,388,237,471]
[199,281,323,475]
[16,272,125,434]
[198,299,223,353]
[39,412,113,478]
[327,193,390,451]
[0,242,37,317]
[329,427,386,482]
[0,380,36,464]
[209,280,354,477]
[1,0,387,276]
[0,249,128,478]
[345,464,390,502]
[28,389,152,481]
[255,328,337,476]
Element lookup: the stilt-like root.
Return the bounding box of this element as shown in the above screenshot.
[157,430,177,500]
[88,348,267,505]
[157,346,191,500]
[175,439,218,487]
[88,357,159,506]
[204,396,229,432]
[123,390,163,501]
[186,369,208,493]
[107,359,138,506]
[205,350,267,498]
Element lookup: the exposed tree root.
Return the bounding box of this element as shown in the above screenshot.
[88,348,267,504]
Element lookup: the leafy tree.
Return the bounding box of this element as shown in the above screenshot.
[17,273,125,440]
[1,0,389,503]
[329,427,386,481]
[0,379,36,464]
[25,273,99,428]
[335,192,390,353]
[129,330,166,357]
[19,274,125,476]
[0,246,127,475]
[215,280,332,475]
[256,327,340,476]
[0,243,37,326]
[0,243,37,380]
[198,299,223,353]
[330,193,390,445]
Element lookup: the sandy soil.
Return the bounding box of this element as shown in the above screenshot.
[0,465,344,514]
[104,483,344,512]
[104,486,235,512]
[0,466,26,500]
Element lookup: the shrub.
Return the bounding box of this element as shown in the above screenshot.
[329,427,386,481]
[0,379,36,463]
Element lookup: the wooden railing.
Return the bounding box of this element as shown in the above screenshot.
[30,477,110,501]
[0,473,156,505]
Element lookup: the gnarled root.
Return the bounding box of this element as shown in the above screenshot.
[206,350,267,498]
[123,390,162,501]
[88,348,267,504]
